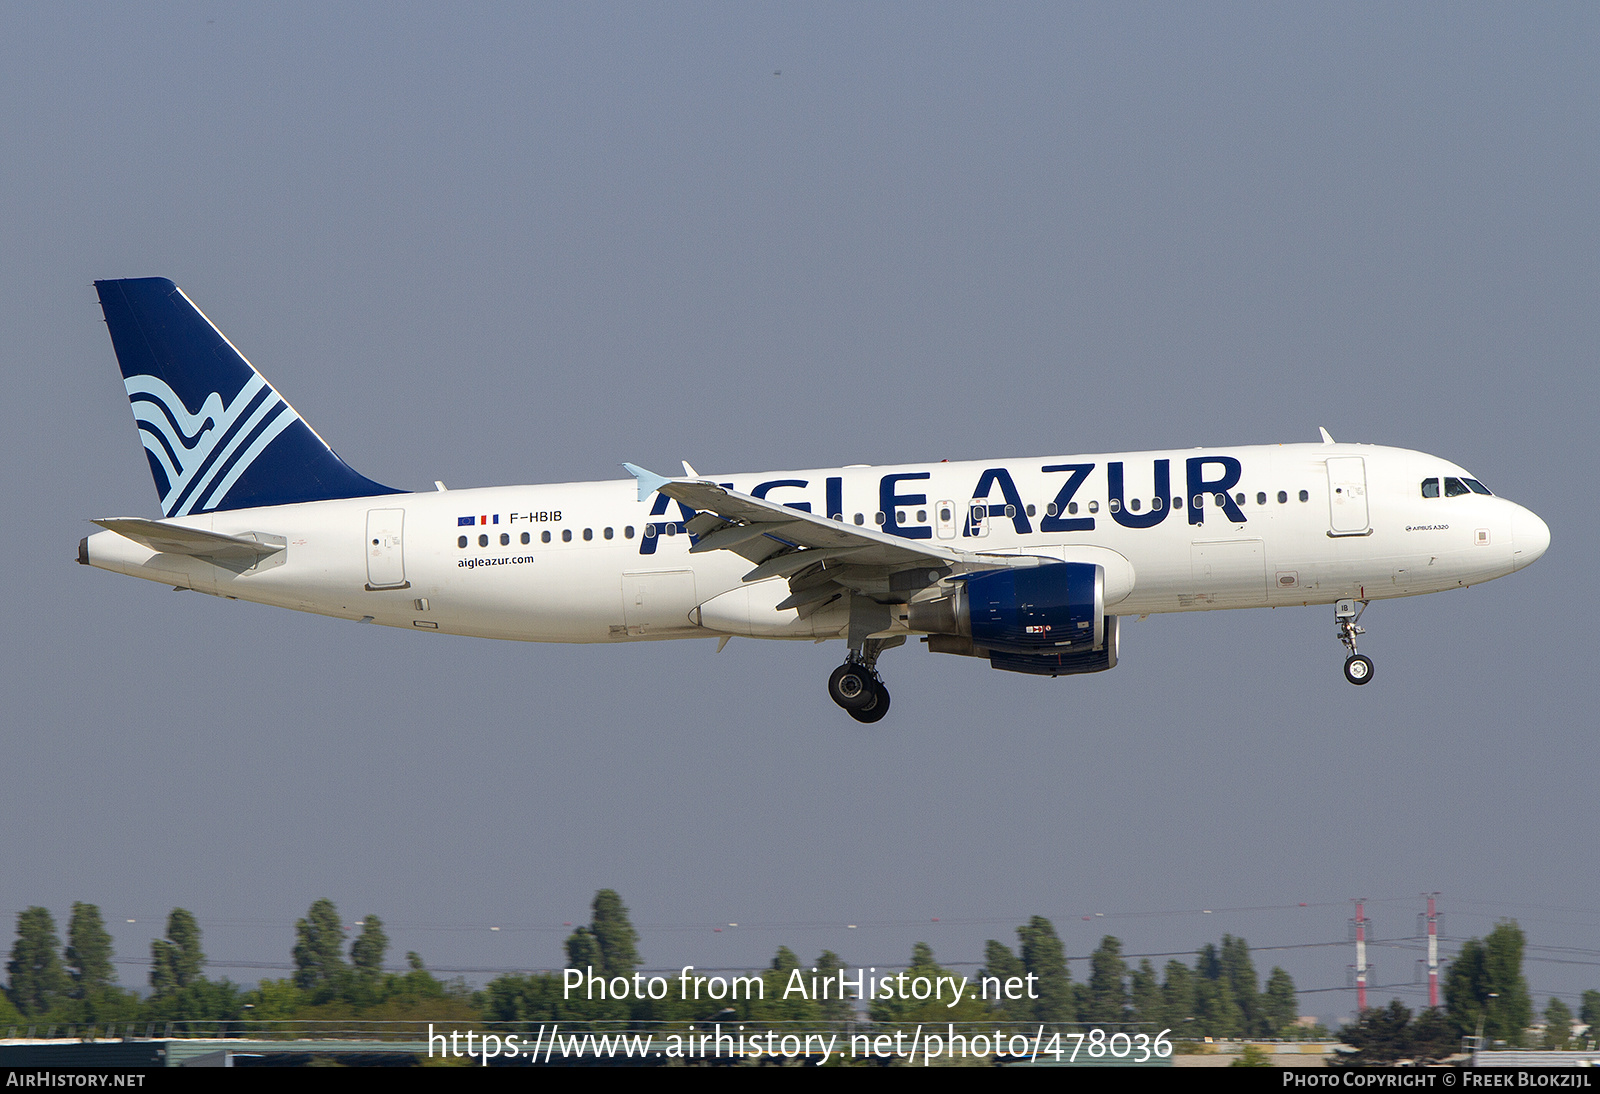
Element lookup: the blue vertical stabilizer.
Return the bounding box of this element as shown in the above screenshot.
[95,278,402,516]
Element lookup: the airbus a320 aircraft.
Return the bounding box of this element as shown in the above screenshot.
[80,278,1550,722]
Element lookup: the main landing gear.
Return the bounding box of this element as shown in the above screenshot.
[1335,599,1374,686]
[828,640,893,723]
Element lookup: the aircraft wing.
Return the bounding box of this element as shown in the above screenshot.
[624,465,1044,618]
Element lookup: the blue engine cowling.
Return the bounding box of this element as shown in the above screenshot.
[963,562,1104,654]
[908,562,1113,665]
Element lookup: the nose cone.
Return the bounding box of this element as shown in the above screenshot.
[1511,505,1550,571]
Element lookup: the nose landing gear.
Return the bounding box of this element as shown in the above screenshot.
[1335,599,1374,685]
[828,638,895,722]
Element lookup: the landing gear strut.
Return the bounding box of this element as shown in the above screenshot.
[828,638,895,722]
[1335,599,1374,685]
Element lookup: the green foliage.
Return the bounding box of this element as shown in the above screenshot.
[1260,967,1298,1037]
[64,903,116,999]
[293,899,349,999]
[869,942,988,1023]
[7,907,68,1017]
[1219,935,1261,1033]
[1160,959,1194,1034]
[588,890,641,978]
[1086,936,1128,1026]
[814,951,854,1024]
[1017,917,1073,1024]
[150,909,204,996]
[1230,1043,1272,1066]
[351,916,388,978]
[1339,1001,1459,1066]
[1581,991,1600,1048]
[1129,959,1162,1029]
[1445,920,1532,1047]
[980,939,1030,1021]
[1544,998,1573,1050]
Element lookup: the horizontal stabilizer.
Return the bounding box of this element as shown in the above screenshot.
[92,518,284,564]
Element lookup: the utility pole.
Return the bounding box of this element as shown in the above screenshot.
[1352,898,1369,1014]
[1424,893,1440,1009]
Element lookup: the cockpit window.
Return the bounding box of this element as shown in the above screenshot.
[1443,477,1471,497]
[1463,478,1492,496]
[1421,479,1440,498]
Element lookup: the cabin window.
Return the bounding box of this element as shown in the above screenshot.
[1278,491,1288,504]
[1298,490,1309,502]
[478,534,488,547]
[1464,478,1492,496]
[1152,496,1163,511]
[1046,502,1058,516]
[1025,504,1036,517]
[1173,496,1182,510]
[1235,492,1246,506]
[604,527,614,540]
[583,528,593,541]
[624,526,634,539]
[1088,500,1099,514]
[542,531,552,543]
[1256,492,1267,506]
[563,529,573,542]
[1004,504,1016,518]
[917,509,927,522]
[1109,499,1121,513]
[500,533,510,546]
[1128,498,1140,512]
[643,526,655,538]
[457,536,468,549]
[1192,495,1204,510]
[896,510,906,524]
[1213,493,1227,508]
[664,524,675,536]
[1067,502,1078,515]
[854,513,865,525]
[521,532,530,545]
[1444,477,1471,497]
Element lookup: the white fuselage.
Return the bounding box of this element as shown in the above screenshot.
[83,442,1548,645]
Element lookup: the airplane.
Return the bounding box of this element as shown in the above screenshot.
[79,278,1551,722]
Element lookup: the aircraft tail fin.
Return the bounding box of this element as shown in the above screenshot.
[94,278,402,517]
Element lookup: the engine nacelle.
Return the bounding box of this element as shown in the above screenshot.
[908,562,1105,655]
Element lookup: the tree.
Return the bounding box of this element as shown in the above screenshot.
[1260,967,1298,1037]
[6,908,67,1017]
[150,909,205,996]
[1544,998,1573,1050]
[981,939,1030,1021]
[815,951,854,1024]
[1580,991,1600,1049]
[1340,1000,1416,1065]
[1086,936,1129,1026]
[1445,920,1532,1047]
[588,890,640,978]
[1160,959,1195,1036]
[1017,917,1073,1024]
[1219,936,1261,1034]
[292,899,347,995]
[64,903,115,998]
[1129,959,1163,1030]
[351,915,388,978]
[564,927,601,970]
